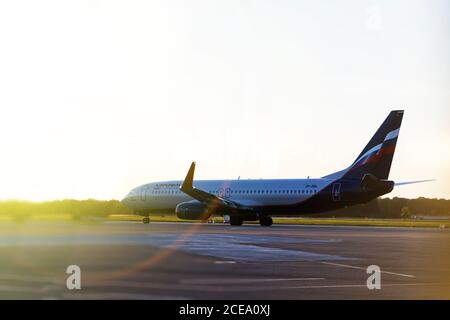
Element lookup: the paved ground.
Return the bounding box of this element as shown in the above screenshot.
[0,221,449,299]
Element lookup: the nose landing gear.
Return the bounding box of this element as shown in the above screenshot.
[142,217,150,224]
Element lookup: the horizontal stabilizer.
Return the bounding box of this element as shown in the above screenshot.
[395,179,435,186]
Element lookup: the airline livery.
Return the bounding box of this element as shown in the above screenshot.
[122,110,431,226]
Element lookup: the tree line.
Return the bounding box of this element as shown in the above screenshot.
[0,197,449,219]
[0,199,132,219]
[310,197,450,218]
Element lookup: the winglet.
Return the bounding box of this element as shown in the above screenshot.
[181,161,196,192]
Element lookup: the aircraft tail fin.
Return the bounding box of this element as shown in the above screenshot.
[342,110,404,180]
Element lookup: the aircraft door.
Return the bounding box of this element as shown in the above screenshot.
[140,187,147,201]
[332,183,341,201]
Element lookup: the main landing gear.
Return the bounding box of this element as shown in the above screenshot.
[259,216,273,227]
[142,217,150,224]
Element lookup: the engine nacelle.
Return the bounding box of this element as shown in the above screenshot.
[361,173,394,194]
[176,201,211,220]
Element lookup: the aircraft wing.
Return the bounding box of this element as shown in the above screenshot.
[180,162,249,211]
[395,179,435,186]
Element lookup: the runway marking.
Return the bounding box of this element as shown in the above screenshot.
[82,280,295,292]
[180,277,326,285]
[83,279,335,293]
[285,282,442,289]
[62,292,188,300]
[77,279,450,295]
[0,233,349,262]
[320,261,416,278]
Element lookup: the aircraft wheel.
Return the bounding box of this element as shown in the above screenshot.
[229,216,243,226]
[260,216,273,227]
[143,217,150,224]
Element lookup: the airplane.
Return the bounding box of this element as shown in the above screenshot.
[121,110,433,226]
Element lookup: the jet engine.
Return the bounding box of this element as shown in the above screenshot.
[175,201,212,220]
[361,173,394,194]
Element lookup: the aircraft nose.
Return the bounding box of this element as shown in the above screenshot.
[121,195,129,206]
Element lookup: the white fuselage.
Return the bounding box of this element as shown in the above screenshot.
[122,178,333,214]
[121,111,407,223]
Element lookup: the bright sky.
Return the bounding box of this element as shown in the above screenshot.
[0,0,449,201]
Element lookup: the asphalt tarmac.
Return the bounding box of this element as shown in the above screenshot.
[0,221,449,299]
